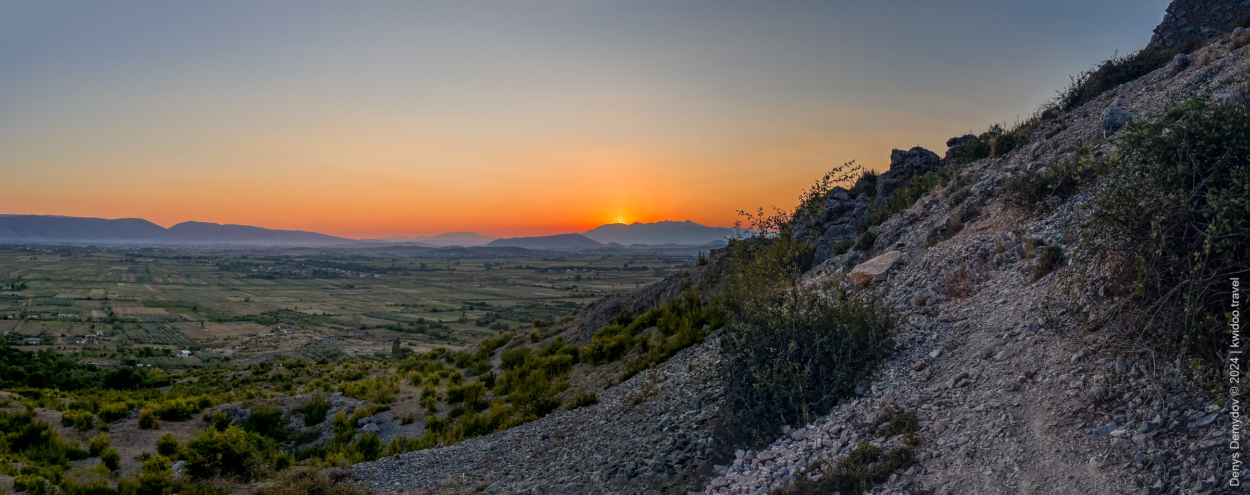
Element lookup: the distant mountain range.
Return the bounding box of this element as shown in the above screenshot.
[0,214,736,249]
[486,233,605,250]
[0,215,348,246]
[377,232,496,247]
[582,220,736,246]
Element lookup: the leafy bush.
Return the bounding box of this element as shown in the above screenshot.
[339,375,399,404]
[100,447,121,471]
[582,325,634,365]
[777,442,915,495]
[1034,245,1065,281]
[244,406,288,440]
[182,425,275,481]
[564,391,599,411]
[1004,155,1106,213]
[153,396,209,421]
[1058,44,1185,112]
[872,407,920,438]
[88,432,110,457]
[205,409,231,432]
[296,393,332,426]
[867,170,946,227]
[719,208,894,448]
[136,454,173,495]
[352,432,382,462]
[1084,98,1250,370]
[157,432,181,457]
[98,402,133,423]
[14,475,49,494]
[139,409,160,430]
[846,170,878,198]
[60,410,96,431]
[0,410,88,467]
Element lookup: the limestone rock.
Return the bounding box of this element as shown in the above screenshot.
[850,251,903,285]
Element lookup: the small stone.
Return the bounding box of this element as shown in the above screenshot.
[1092,422,1118,439]
[912,361,927,372]
[929,349,942,359]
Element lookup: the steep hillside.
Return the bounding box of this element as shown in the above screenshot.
[352,7,1250,495]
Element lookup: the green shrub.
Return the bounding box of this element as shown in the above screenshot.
[582,325,634,365]
[97,402,133,423]
[156,432,181,457]
[944,185,968,206]
[446,382,487,410]
[60,410,96,431]
[719,213,893,448]
[1084,98,1250,370]
[564,391,599,411]
[872,407,920,438]
[1004,156,1107,212]
[339,375,399,404]
[352,432,382,462]
[846,170,878,198]
[867,170,946,227]
[831,239,854,256]
[1058,44,1185,112]
[100,447,121,471]
[182,425,274,481]
[1034,245,1065,280]
[13,475,49,494]
[89,432,110,457]
[137,455,173,495]
[153,396,208,421]
[138,409,159,430]
[0,410,87,466]
[205,409,231,432]
[776,443,915,495]
[296,393,332,426]
[244,406,287,440]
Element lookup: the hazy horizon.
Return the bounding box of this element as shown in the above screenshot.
[2,0,1170,238]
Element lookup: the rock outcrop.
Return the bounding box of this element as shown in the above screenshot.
[796,146,944,267]
[874,147,943,203]
[1149,0,1250,48]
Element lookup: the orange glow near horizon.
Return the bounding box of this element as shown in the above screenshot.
[1,108,915,239]
[6,2,1156,238]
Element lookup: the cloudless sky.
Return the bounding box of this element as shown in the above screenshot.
[0,0,1171,238]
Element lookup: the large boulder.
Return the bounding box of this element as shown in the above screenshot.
[850,251,904,285]
[1102,98,1134,136]
[875,147,942,200]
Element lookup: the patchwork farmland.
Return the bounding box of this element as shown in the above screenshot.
[0,246,687,369]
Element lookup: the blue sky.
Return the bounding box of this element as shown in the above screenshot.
[0,1,1171,237]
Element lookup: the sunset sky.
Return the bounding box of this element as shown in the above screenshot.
[2,0,1169,239]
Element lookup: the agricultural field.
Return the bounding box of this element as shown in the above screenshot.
[0,246,688,369]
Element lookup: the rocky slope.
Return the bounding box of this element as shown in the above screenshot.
[349,7,1250,495]
[704,24,1250,495]
[353,335,725,494]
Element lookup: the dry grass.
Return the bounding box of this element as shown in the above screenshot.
[945,264,976,299]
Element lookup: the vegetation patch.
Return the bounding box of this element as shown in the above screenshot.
[1083,97,1250,374]
[720,175,895,449]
